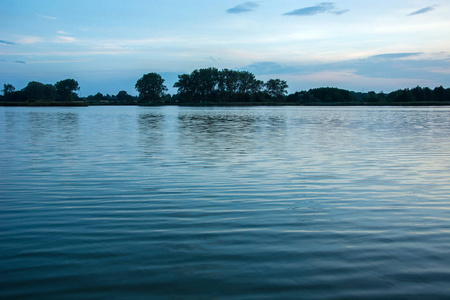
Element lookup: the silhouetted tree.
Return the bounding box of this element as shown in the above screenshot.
[411,86,426,103]
[2,84,15,96]
[308,87,356,104]
[366,91,380,104]
[23,81,57,101]
[423,87,435,103]
[173,74,194,102]
[2,84,18,102]
[135,73,167,103]
[265,79,288,99]
[389,89,414,103]
[196,67,220,100]
[55,79,80,102]
[116,90,136,104]
[174,68,266,103]
[93,92,105,100]
[237,71,264,98]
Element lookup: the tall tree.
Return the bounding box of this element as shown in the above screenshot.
[55,79,80,102]
[434,86,447,102]
[265,79,288,99]
[173,74,193,99]
[23,81,57,101]
[135,73,167,103]
[2,84,15,96]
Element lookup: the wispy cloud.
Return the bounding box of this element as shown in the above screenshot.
[20,36,42,44]
[0,40,16,45]
[284,2,347,16]
[226,2,260,14]
[243,53,450,92]
[57,31,70,35]
[56,36,77,43]
[333,9,350,16]
[36,13,58,20]
[245,53,429,76]
[370,53,422,59]
[27,59,88,64]
[15,61,26,64]
[408,6,437,16]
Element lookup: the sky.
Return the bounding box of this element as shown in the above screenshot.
[1,0,450,96]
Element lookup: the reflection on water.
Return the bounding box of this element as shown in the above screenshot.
[138,113,165,158]
[28,112,79,148]
[1,106,450,299]
[178,111,258,167]
[176,109,290,171]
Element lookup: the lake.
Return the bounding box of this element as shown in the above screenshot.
[1,105,450,299]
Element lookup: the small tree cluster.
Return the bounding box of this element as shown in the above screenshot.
[85,91,138,105]
[173,67,288,103]
[1,79,80,103]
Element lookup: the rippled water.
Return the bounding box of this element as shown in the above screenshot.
[1,106,450,299]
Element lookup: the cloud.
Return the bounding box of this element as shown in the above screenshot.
[242,52,450,91]
[20,36,42,44]
[36,13,58,20]
[284,2,335,16]
[56,36,77,43]
[352,53,448,77]
[0,59,26,64]
[370,53,422,59]
[283,2,349,16]
[0,40,16,45]
[28,59,88,64]
[333,9,349,15]
[243,62,293,74]
[408,6,436,16]
[226,2,259,14]
[209,56,221,62]
[57,31,70,35]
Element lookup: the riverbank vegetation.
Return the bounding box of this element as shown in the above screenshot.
[2,69,450,106]
[172,68,288,104]
[1,79,86,106]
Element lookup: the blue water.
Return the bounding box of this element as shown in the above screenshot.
[1,106,450,299]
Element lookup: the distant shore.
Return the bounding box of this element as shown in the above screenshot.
[138,101,450,107]
[3,101,450,107]
[0,101,87,107]
[3,70,449,107]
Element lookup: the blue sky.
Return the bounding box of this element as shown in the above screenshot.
[1,0,449,96]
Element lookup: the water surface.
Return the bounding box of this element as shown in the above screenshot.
[1,106,450,299]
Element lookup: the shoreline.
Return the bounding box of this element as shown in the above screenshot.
[0,101,88,107]
[2,101,450,107]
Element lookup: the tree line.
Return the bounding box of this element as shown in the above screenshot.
[133,68,289,104]
[134,69,450,105]
[85,91,139,105]
[1,79,81,104]
[2,69,450,106]
[171,67,288,103]
[286,86,450,106]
